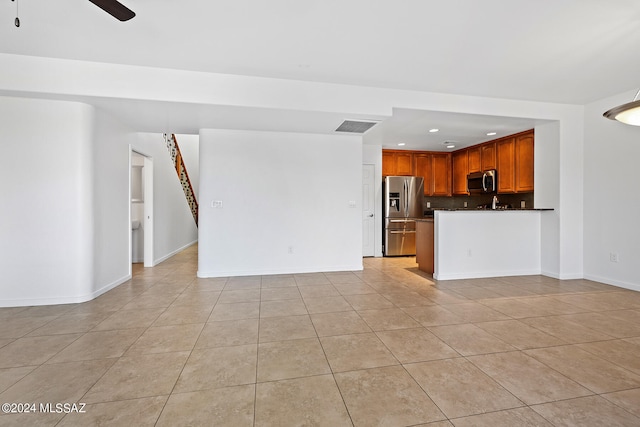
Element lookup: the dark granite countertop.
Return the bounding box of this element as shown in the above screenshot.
[423,207,554,217]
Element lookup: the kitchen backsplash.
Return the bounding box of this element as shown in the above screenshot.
[424,192,535,211]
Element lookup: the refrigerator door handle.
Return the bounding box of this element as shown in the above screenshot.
[404,179,409,215]
[389,230,416,234]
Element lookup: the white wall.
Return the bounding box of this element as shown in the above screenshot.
[198,129,362,277]
[0,97,94,306]
[434,211,542,280]
[0,54,588,281]
[92,107,136,292]
[133,134,198,264]
[534,121,561,277]
[0,96,200,307]
[583,90,640,291]
[557,108,586,279]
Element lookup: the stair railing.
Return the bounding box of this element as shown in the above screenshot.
[164,133,198,226]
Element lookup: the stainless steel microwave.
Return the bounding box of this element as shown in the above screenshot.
[467,170,497,193]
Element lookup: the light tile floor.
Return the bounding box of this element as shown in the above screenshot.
[1,245,640,426]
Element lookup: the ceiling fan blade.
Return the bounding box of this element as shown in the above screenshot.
[88,0,136,21]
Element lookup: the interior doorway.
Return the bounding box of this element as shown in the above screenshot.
[130,149,154,267]
[362,164,376,257]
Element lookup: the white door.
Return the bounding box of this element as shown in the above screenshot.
[362,164,375,257]
[143,155,154,267]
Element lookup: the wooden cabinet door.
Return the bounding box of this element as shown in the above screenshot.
[481,142,496,171]
[452,150,469,195]
[497,138,515,193]
[382,151,414,176]
[414,154,433,195]
[515,133,534,192]
[396,152,414,176]
[432,153,452,196]
[468,146,482,173]
[382,151,396,176]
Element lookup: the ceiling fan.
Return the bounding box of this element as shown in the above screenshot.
[11,0,135,27]
[88,0,136,21]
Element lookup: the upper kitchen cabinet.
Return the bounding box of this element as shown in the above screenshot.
[382,151,395,176]
[405,152,452,196]
[496,130,534,194]
[414,154,432,195]
[467,146,482,174]
[452,150,469,195]
[382,129,533,197]
[497,137,516,193]
[515,133,534,192]
[382,151,413,176]
[432,153,452,196]
[481,142,497,171]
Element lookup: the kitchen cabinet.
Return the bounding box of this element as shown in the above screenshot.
[468,146,482,173]
[496,130,534,193]
[452,150,469,195]
[396,152,414,175]
[515,133,534,192]
[481,142,496,171]
[382,152,396,176]
[383,129,532,197]
[497,137,516,193]
[413,154,432,195]
[414,153,451,196]
[383,151,451,196]
[382,151,413,176]
[432,153,452,196]
[416,219,434,274]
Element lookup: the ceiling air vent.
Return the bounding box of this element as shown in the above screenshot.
[335,119,379,134]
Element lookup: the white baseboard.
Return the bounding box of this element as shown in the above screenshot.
[0,241,199,307]
[0,274,132,308]
[556,273,584,280]
[197,263,364,278]
[154,240,197,266]
[433,268,542,281]
[583,274,640,292]
[541,269,560,279]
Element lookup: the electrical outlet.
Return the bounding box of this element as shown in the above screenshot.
[288,246,294,254]
[610,252,619,263]
[211,200,223,208]
[463,201,468,208]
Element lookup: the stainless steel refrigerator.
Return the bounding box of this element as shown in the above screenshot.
[383,176,424,256]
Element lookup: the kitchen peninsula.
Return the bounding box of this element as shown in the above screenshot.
[416,208,553,280]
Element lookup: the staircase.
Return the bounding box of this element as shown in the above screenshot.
[164,133,198,226]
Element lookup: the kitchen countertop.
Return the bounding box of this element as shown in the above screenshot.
[424,207,553,215]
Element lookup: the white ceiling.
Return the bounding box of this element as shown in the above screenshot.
[364,109,545,151]
[2,0,639,149]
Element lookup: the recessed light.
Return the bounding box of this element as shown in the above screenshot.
[442,141,457,149]
[429,128,439,133]
[487,132,497,136]
[397,143,406,146]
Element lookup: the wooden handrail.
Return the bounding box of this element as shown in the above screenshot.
[165,133,198,226]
